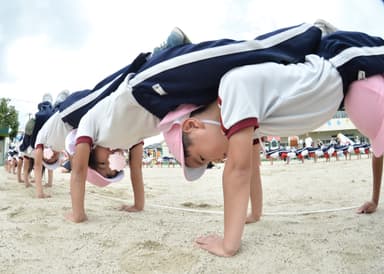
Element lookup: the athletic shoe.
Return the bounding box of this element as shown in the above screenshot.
[152,27,191,56]
[54,89,70,106]
[314,19,338,36]
[42,93,53,104]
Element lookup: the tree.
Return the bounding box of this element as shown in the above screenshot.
[0,98,19,140]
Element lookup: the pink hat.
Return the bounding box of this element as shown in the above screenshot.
[344,74,384,157]
[86,168,124,187]
[42,158,61,170]
[158,104,207,181]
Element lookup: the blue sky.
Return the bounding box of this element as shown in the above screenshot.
[1,0,383,143]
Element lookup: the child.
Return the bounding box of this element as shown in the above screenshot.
[21,152,35,187]
[161,30,384,256]
[25,91,71,197]
[344,74,384,214]
[65,128,146,214]
[66,22,327,223]
[31,28,190,199]
[33,110,70,197]
[19,95,58,189]
[6,144,17,174]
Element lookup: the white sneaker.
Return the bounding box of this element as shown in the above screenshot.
[54,89,70,106]
[314,19,338,36]
[152,27,191,56]
[42,93,53,104]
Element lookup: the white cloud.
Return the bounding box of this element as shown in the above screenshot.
[1,0,384,133]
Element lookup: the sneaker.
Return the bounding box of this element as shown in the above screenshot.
[152,27,191,56]
[314,19,338,36]
[54,89,70,106]
[42,93,53,104]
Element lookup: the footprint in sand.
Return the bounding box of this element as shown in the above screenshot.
[26,223,59,234]
[181,202,212,209]
[120,240,198,273]
[7,207,25,219]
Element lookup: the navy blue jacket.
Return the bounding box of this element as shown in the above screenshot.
[59,53,149,128]
[58,23,322,123]
[317,30,384,94]
[129,23,322,118]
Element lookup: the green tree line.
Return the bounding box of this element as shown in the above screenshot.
[0,98,19,140]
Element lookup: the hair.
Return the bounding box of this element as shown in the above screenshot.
[182,131,193,159]
[88,149,97,169]
[182,105,209,159]
[88,148,119,179]
[43,152,59,165]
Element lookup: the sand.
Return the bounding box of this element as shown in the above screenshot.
[1,157,383,274]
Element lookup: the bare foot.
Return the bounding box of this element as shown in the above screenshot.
[245,214,260,224]
[44,184,53,188]
[37,193,51,199]
[65,211,87,223]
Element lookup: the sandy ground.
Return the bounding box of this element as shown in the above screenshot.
[1,156,383,274]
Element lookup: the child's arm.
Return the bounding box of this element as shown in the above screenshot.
[46,169,53,187]
[65,143,90,223]
[120,143,145,212]
[246,143,263,223]
[33,147,50,198]
[195,127,254,257]
[357,155,382,213]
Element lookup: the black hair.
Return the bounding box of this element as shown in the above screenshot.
[88,149,118,179]
[88,149,97,169]
[182,131,193,159]
[182,105,209,159]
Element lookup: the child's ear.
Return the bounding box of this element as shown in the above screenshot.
[182,118,204,132]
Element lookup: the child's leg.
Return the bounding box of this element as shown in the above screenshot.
[23,157,31,187]
[17,157,23,182]
[6,159,11,173]
[11,158,17,174]
[44,169,53,187]
[28,158,35,182]
[246,143,263,224]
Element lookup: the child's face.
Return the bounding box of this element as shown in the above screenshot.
[43,150,60,164]
[184,124,228,168]
[93,146,122,178]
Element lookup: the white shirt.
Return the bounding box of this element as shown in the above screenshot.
[35,111,73,151]
[304,137,313,147]
[76,78,160,149]
[218,54,343,139]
